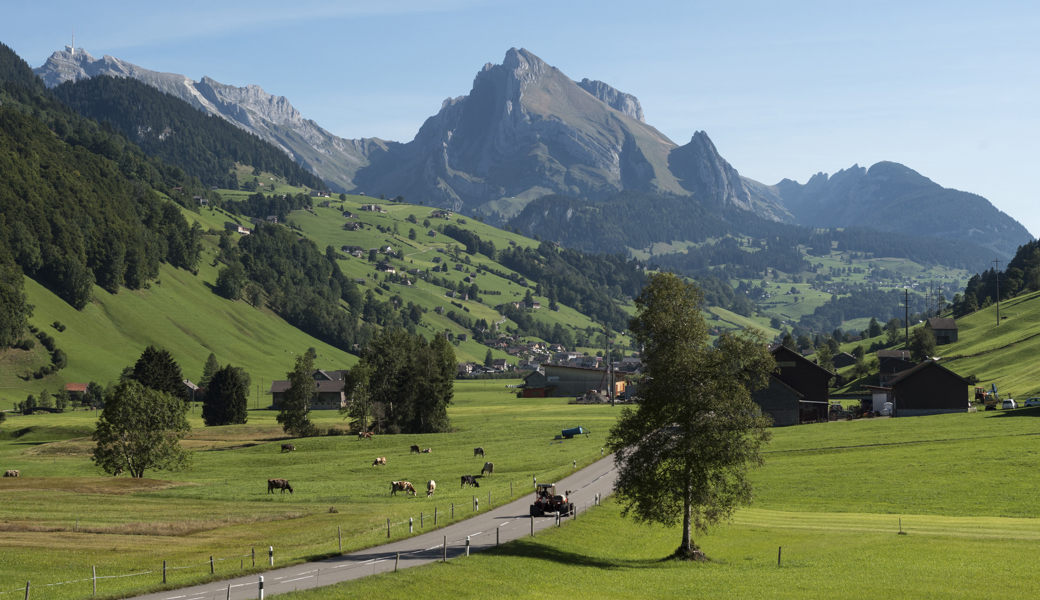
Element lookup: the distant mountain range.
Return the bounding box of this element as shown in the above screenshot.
[35,46,1033,256]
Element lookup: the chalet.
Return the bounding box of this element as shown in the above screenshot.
[376,262,396,274]
[432,257,443,263]
[457,333,469,342]
[870,360,970,416]
[342,211,358,218]
[269,369,348,410]
[751,345,834,425]
[224,222,251,235]
[310,190,331,198]
[492,358,512,371]
[341,245,364,254]
[434,306,444,314]
[183,380,200,400]
[877,350,915,385]
[454,264,465,271]
[198,198,209,206]
[832,352,857,369]
[428,230,438,237]
[266,215,278,223]
[927,317,959,345]
[531,301,541,310]
[64,383,88,401]
[430,210,452,219]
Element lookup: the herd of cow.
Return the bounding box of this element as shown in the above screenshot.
[266,441,495,499]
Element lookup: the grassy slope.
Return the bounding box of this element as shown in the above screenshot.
[0,205,356,410]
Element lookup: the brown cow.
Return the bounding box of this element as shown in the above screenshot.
[427,480,436,498]
[281,443,296,452]
[410,445,421,454]
[421,448,432,454]
[267,479,294,494]
[358,431,373,440]
[390,481,416,496]
[474,447,485,458]
[3,470,18,477]
[372,457,387,466]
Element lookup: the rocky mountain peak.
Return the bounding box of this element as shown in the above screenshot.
[577,78,645,122]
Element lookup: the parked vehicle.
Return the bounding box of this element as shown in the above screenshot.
[1024,398,1040,408]
[1002,399,1017,410]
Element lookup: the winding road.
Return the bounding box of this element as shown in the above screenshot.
[131,456,618,600]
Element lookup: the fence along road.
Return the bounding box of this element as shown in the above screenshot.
[129,455,618,600]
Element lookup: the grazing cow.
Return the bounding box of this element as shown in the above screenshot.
[267,478,294,494]
[410,445,421,454]
[358,431,373,440]
[421,448,432,454]
[281,443,296,452]
[427,480,436,498]
[460,475,480,488]
[3,470,18,477]
[390,481,416,496]
[474,447,485,458]
[481,462,494,476]
[372,457,387,466]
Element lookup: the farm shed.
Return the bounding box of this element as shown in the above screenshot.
[926,317,959,345]
[769,345,833,404]
[887,360,971,416]
[540,363,614,398]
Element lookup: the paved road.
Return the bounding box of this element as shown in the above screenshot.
[131,456,618,600]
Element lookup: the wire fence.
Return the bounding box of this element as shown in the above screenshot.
[0,449,611,600]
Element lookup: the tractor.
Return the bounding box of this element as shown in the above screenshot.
[530,483,574,517]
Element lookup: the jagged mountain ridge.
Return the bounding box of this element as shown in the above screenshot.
[34,47,390,192]
[771,161,1032,257]
[353,48,785,218]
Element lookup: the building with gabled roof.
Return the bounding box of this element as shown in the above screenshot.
[926,317,959,345]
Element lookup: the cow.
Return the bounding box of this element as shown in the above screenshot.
[421,448,432,454]
[390,481,416,496]
[481,462,494,476]
[460,475,480,488]
[267,479,294,494]
[410,445,421,454]
[3,470,18,477]
[281,443,296,452]
[474,447,485,458]
[427,480,436,498]
[358,431,373,440]
[372,457,387,466]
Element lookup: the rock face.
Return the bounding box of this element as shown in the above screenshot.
[34,49,387,192]
[772,161,1033,257]
[576,79,645,122]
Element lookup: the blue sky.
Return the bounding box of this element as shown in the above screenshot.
[3,0,1038,237]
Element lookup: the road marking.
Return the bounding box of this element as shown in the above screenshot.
[281,576,311,584]
[425,544,443,550]
[166,595,186,599]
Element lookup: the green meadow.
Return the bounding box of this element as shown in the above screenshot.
[4,377,1040,599]
[0,382,614,599]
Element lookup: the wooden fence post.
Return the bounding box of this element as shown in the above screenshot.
[338,526,342,552]
[163,560,167,584]
[24,581,29,600]
[92,566,96,596]
[210,556,214,574]
[252,548,255,567]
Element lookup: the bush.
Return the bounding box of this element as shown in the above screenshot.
[16,339,35,351]
[52,321,66,332]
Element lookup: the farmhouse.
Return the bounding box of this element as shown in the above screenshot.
[525,363,617,398]
[926,317,959,345]
[832,352,857,369]
[867,360,970,416]
[269,369,348,410]
[877,350,915,385]
[223,222,251,235]
[751,345,834,425]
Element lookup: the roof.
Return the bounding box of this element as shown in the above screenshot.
[887,359,969,387]
[877,350,911,359]
[183,380,199,391]
[542,363,608,373]
[770,345,836,376]
[927,317,958,330]
[64,383,88,393]
[270,380,345,394]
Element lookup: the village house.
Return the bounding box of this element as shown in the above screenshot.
[223,222,251,235]
[866,360,970,416]
[269,369,348,410]
[927,317,959,345]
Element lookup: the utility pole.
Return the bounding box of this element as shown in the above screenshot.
[904,286,909,348]
[993,259,1003,326]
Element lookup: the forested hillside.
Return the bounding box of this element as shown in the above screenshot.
[51,75,326,190]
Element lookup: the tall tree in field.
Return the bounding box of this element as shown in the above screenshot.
[130,346,185,400]
[199,353,220,389]
[277,352,318,437]
[607,273,775,561]
[92,380,192,477]
[201,364,249,426]
[341,361,373,434]
[405,335,455,433]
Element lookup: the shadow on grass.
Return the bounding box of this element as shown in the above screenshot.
[481,538,662,570]
[991,406,1040,418]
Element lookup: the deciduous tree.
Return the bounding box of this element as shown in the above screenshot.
[277,352,318,437]
[92,380,192,478]
[607,273,774,561]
